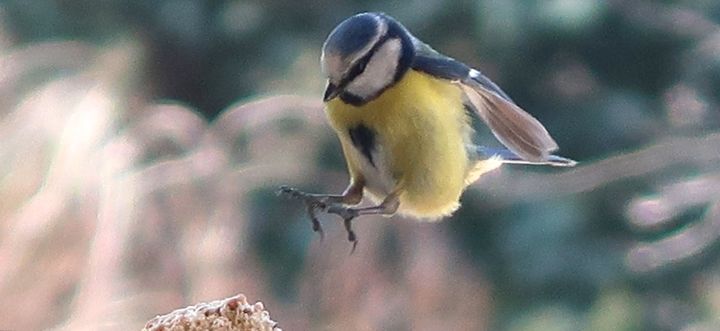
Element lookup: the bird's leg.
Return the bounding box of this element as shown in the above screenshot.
[278,181,364,239]
[325,193,400,253]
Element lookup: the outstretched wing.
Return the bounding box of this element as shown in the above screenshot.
[410,39,559,162]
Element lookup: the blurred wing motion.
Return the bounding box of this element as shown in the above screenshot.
[411,39,559,162]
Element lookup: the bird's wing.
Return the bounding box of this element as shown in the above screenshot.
[473,146,576,167]
[410,40,558,162]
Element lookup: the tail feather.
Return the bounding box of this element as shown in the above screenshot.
[474,146,577,167]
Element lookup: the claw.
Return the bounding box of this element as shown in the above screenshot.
[307,204,324,241]
[350,240,358,255]
[324,204,360,253]
[279,185,362,250]
[277,185,296,198]
[343,217,358,254]
[281,186,327,241]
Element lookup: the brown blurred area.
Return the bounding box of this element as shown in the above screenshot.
[0,40,495,330]
[2,1,720,331]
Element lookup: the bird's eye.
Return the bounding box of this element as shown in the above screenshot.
[356,59,368,73]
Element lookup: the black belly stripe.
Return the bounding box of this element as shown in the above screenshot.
[348,124,376,167]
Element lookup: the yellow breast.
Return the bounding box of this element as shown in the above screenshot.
[325,70,474,219]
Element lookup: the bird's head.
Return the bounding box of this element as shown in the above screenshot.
[321,12,415,105]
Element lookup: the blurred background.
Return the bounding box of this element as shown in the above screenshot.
[1,0,719,330]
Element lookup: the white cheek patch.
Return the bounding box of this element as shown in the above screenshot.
[345,38,402,99]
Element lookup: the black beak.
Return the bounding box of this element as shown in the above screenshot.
[323,82,341,101]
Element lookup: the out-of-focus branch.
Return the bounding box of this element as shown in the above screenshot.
[143,294,281,331]
[627,174,720,230]
[623,172,720,273]
[626,201,720,273]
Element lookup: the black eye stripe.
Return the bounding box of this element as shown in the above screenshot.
[339,33,392,87]
[336,14,416,106]
[356,60,368,73]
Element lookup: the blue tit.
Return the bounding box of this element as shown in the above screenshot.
[280,12,575,248]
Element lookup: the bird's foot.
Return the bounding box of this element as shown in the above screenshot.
[278,186,325,240]
[278,185,359,252]
[326,204,359,254]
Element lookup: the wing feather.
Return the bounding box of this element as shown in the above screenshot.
[461,74,558,161]
[411,41,559,162]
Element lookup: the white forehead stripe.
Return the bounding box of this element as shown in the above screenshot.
[344,38,402,99]
[349,14,388,69]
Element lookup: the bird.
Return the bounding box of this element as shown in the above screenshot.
[279,12,576,250]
